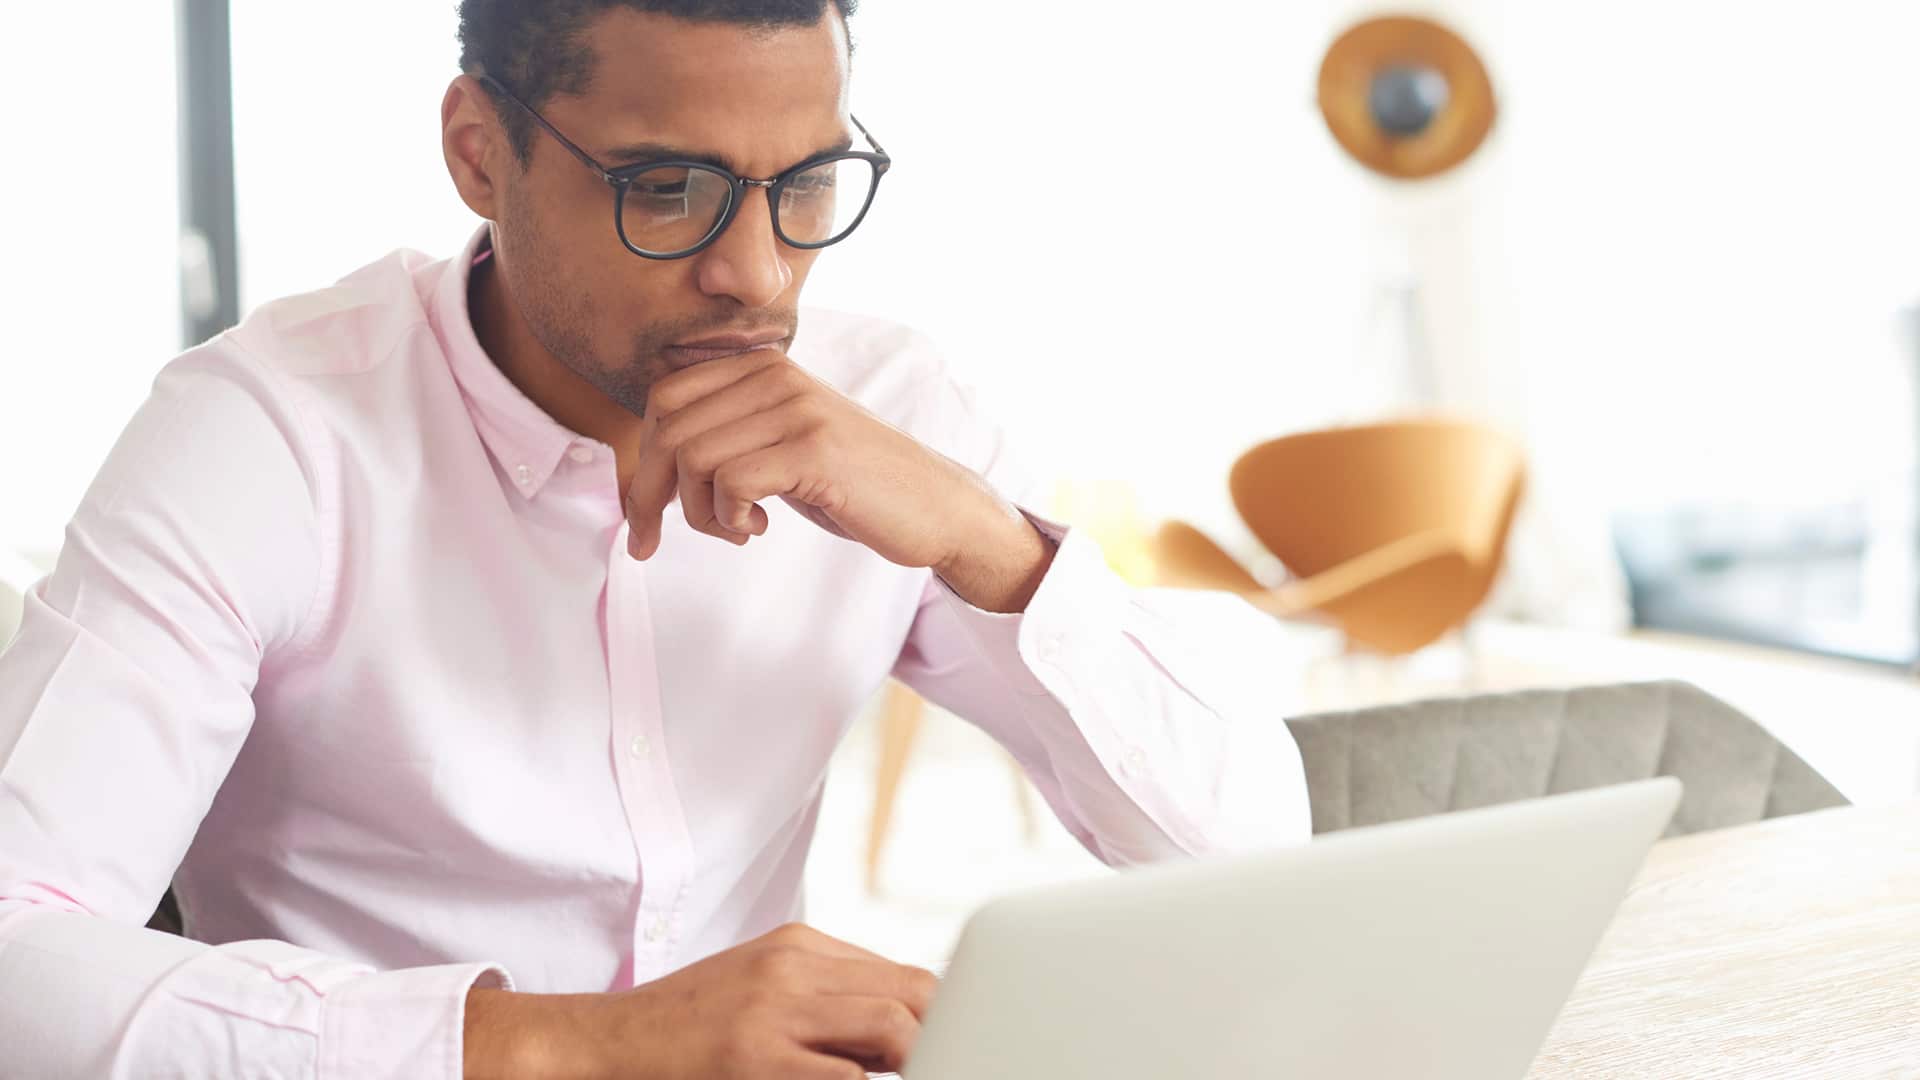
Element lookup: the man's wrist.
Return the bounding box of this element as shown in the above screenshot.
[465,987,558,1080]
[934,497,1057,613]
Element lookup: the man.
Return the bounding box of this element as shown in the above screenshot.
[0,1,1308,1076]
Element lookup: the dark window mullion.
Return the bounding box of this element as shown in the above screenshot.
[175,0,239,348]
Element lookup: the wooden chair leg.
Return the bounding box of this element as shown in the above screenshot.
[866,681,926,896]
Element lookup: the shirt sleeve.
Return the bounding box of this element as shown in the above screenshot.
[885,336,1313,866]
[0,342,508,1080]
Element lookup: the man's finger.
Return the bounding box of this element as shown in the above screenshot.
[753,926,940,1020]
[790,994,923,1074]
[624,454,676,560]
[711,446,808,530]
[651,360,811,447]
[779,1052,870,1080]
[643,345,788,418]
[676,409,799,539]
[775,954,940,1020]
[629,358,809,559]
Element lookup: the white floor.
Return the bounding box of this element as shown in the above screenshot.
[804,619,1920,968]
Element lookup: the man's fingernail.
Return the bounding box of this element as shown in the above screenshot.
[628,530,645,559]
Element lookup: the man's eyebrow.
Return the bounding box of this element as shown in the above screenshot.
[604,142,735,170]
[604,136,858,174]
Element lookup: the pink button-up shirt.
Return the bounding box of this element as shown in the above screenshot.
[0,227,1308,1077]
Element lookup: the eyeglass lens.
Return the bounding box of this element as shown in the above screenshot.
[616,157,877,256]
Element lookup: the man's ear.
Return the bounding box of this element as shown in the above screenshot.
[442,74,510,220]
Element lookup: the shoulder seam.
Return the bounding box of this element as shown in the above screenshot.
[218,331,347,660]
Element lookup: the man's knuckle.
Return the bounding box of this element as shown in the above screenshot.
[750,360,801,395]
[656,412,693,450]
[646,383,682,416]
[680,439,719,476]
[751,944,803,983]
[787,391,830,426]
[772,360,810,391]
[881,1000,917,1035]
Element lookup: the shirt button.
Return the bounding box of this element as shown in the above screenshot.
[513,463,533,487]
[1120,746,1148,778]
[644,916,671,943]
[568,445,595,465]
[629,734,651,759]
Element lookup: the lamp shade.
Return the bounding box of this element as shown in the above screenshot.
[1318,14,1497,180]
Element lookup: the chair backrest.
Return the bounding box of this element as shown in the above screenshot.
[1283,681,1849,837]
[1229,419,1526,610]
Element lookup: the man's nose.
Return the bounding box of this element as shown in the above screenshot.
[693,185,793,308]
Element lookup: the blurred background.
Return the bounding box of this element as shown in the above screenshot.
[4,0,1919,966]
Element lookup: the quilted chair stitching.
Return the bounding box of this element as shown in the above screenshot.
[1294,680,1848,839]
[1761,732,1788,819]
[1344,714,1359,834]
[1541,688,1570,795]
[1343,713,1355,833]
[1649,681,1676,780]
[1647,681,1679,830]
[1442,696,1468,812]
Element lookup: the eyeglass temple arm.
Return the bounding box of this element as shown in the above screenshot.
[850,114,888,160]
[477,74,623,184]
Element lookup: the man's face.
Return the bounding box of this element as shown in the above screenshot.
[490,9,852,415]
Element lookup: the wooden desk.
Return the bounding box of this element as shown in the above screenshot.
[1531,801,1920,1077]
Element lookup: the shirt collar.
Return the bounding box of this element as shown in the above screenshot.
[429,224,583,501]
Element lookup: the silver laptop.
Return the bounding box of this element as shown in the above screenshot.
[902,778,1680,1079]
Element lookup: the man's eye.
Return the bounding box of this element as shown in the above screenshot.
[787,175,836,195]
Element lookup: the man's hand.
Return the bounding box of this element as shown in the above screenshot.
[465,923,939,1080]
[622,349,1055,613]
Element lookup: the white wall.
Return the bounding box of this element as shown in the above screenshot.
[229,2,483,306]
[1,6,180,552]
[1486,0,1920,512]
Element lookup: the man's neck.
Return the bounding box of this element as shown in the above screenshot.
[467,249,645,492]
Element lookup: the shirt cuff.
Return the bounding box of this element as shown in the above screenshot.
[931,509,1128,701]
[319,960,513,1080]
[933,508,1156,795]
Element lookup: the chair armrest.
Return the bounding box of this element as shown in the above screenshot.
[1150,519,1265,593]
[1250,529,1464,613]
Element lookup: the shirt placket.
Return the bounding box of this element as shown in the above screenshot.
[603,525,696,984]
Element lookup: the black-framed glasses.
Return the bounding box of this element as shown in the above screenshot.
[479,75,891,260]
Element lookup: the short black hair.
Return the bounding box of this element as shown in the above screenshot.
[458,0,858,162]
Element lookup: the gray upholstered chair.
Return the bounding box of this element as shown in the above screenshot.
[1284,680,1848,837]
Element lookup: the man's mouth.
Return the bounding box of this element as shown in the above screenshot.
[664,331,789,369]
